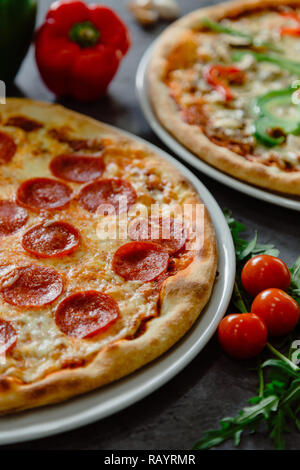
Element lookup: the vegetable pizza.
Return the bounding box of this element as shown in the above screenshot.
[149,0,300,195]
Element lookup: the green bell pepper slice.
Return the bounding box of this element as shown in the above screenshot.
[256,88,300,124]
[0,0,37,84]
[232,49,300,75]
[201,18,252,39]
[254,87,300,146]
[254,116,300,147]
[254,117,286,147]
[201,18,282,52]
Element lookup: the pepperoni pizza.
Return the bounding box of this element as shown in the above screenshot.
[0,99,217,414]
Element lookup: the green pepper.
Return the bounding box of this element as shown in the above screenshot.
[232,49,300,75]
[256,88,300,124]
[253,87,300,146]
[0,0,37,84]
[201,18,282,53]
[254,117,286,147]
[201,18,252,39]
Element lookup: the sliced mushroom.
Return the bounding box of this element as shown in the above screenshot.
[222,34,252,46]
[235,53,256,71]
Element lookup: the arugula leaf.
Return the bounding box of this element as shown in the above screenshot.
[290,256,300,286]
[193,212,300,451]
[289,256,300,307]
[225,209,281,313]
[270,409,286,450]
[193,396,279,450]
[253,243,280,257]
[262,359,299,379]
[194,358,300,450]
[224,210,279,264]
[232,281,250,312]
[239,232,258,260]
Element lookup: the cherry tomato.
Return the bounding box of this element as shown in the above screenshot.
[251,288,300,337]
[241,255,290,297]
[218,313,267,359]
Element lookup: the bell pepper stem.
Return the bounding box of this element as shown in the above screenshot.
[69,21,100,48]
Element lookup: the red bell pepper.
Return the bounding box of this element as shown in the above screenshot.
[203,65,245,101]
[35,0,130,101]
[280,11,300,36]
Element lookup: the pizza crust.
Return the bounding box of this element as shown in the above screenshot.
[148,0,300,196]
[0,99,217,414]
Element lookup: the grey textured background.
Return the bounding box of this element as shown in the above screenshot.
[2,0,300,450]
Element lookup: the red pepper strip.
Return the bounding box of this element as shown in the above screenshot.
[35,0,130,101]
[279,11,300,21]
[279,11,300,36]
[280,27,300,36]
[203,65,245,101]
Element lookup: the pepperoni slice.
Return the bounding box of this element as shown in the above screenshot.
[17,178,73,212]
[0,132,16,164]
[0,200,28,237]
[1,265,63,307]
[50,154,104,183]
[129,217,186,254]
[55,291,120,338]
[112,241,169,282]
[22,222,80,258]
[0,319,17,355]
[78,178,137,214]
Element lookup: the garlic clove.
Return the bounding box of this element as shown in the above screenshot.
[152,0,180,20]
[128,0,159,25]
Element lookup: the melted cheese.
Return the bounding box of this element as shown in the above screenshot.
[166,9,300,170]
[0,110,197,383]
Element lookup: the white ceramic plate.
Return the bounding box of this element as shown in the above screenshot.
[136,43,300,212]
[0,127,235,445]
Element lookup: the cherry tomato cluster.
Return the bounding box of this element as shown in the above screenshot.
[218,255,300,359]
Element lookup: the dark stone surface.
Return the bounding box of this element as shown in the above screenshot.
[2,0,300,450]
